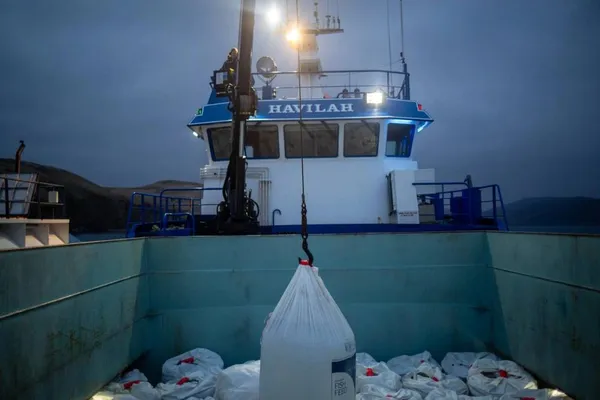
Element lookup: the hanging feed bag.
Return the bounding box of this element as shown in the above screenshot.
[259,260,357,400]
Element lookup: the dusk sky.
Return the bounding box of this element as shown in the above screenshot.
[1,0,598,202]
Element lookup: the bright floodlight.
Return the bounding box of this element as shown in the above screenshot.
[366,91,384,105]
[266,6,280,27]
[286,27,300,43]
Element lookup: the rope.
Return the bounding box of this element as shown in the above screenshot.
[295,0,314,266]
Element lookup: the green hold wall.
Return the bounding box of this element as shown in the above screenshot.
[0,232,598,399]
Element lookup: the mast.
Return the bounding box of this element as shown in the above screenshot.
[287,1,343,99]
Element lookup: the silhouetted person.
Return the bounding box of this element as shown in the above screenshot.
[221,47,239,72]
[353,88,361,98]
[221,47,254,87]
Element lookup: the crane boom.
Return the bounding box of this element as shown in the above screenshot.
[218,0,259,234]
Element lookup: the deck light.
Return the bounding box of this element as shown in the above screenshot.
[366,91,384,105]
[266,6,280,27]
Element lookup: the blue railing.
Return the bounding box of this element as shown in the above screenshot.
[125,187,222,237]
[412,182,509,230]
[252,69,411,100]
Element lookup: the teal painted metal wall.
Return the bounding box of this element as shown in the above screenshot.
[487,232,600,400]
[1,232,598,399]
[142,233,492,382]
[0,239,149,400]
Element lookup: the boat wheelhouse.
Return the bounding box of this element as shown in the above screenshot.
[126,75,507,236]
[125,10,508,237]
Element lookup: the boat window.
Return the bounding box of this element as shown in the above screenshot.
[207,124,280,161]
[283,122,339,158]
[385,123,414,157]
[343,122,379,157]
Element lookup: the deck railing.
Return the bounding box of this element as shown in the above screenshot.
[0,175,66,219]
[412,182,509,230]
[251,69,410,100]
[125,187,222,236]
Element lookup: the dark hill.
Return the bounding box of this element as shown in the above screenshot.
[504,197,600,226]
[0,159,200,232]
[3,159,598,231]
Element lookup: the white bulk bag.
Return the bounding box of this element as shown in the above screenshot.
[214,360,260,400]
[259,261,356,400]
[467,359,537,397]
[441,352,498,379]
[424,388,493,399]
[91,391,139,400]
[357,352,378,368]
[356,361,402,393]
[388,351,441,376]
[162,348,224,383]
[357,384,423,399]
[91,370,160,400]
[91,383,159,400]
[402,362,468,397]
[499,388,573,400]
[157,372,218,400]
[117,369,149,385]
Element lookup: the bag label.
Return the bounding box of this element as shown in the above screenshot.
[331,353,356,399]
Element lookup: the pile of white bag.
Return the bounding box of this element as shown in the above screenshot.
[357,383,423,400]
[467,359,537,397]
[350,350,572,400]
[91,369,160,400]
[402,362,468,397]
[356,354,402,394]
[89,348,226,400]
[441,353,498,380]
[156,348,224,400]
[424,388,493,399]
[90,348,573,400]
[388,351,442,376]
[213,360,260,400]
[161,348,224,384]
[498,388,573,399]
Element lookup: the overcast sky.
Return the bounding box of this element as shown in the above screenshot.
[0,0,598,202]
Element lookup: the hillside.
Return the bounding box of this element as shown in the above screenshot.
[504,197,600,227]
[3,159,598,231]
[0,159,200,232]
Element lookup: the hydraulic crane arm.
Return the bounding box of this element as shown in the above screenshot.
[212,0,259,234]
[229,0,256,222]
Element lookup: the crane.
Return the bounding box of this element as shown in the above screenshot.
[212,0,260,235]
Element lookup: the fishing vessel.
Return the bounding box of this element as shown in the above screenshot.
[124,1,508,241]
[0,1,595,399]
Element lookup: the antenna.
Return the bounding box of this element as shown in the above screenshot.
[306,0,342,35]
[386,0,393,72]
[400,0,406,63]
[399,0,410,99]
